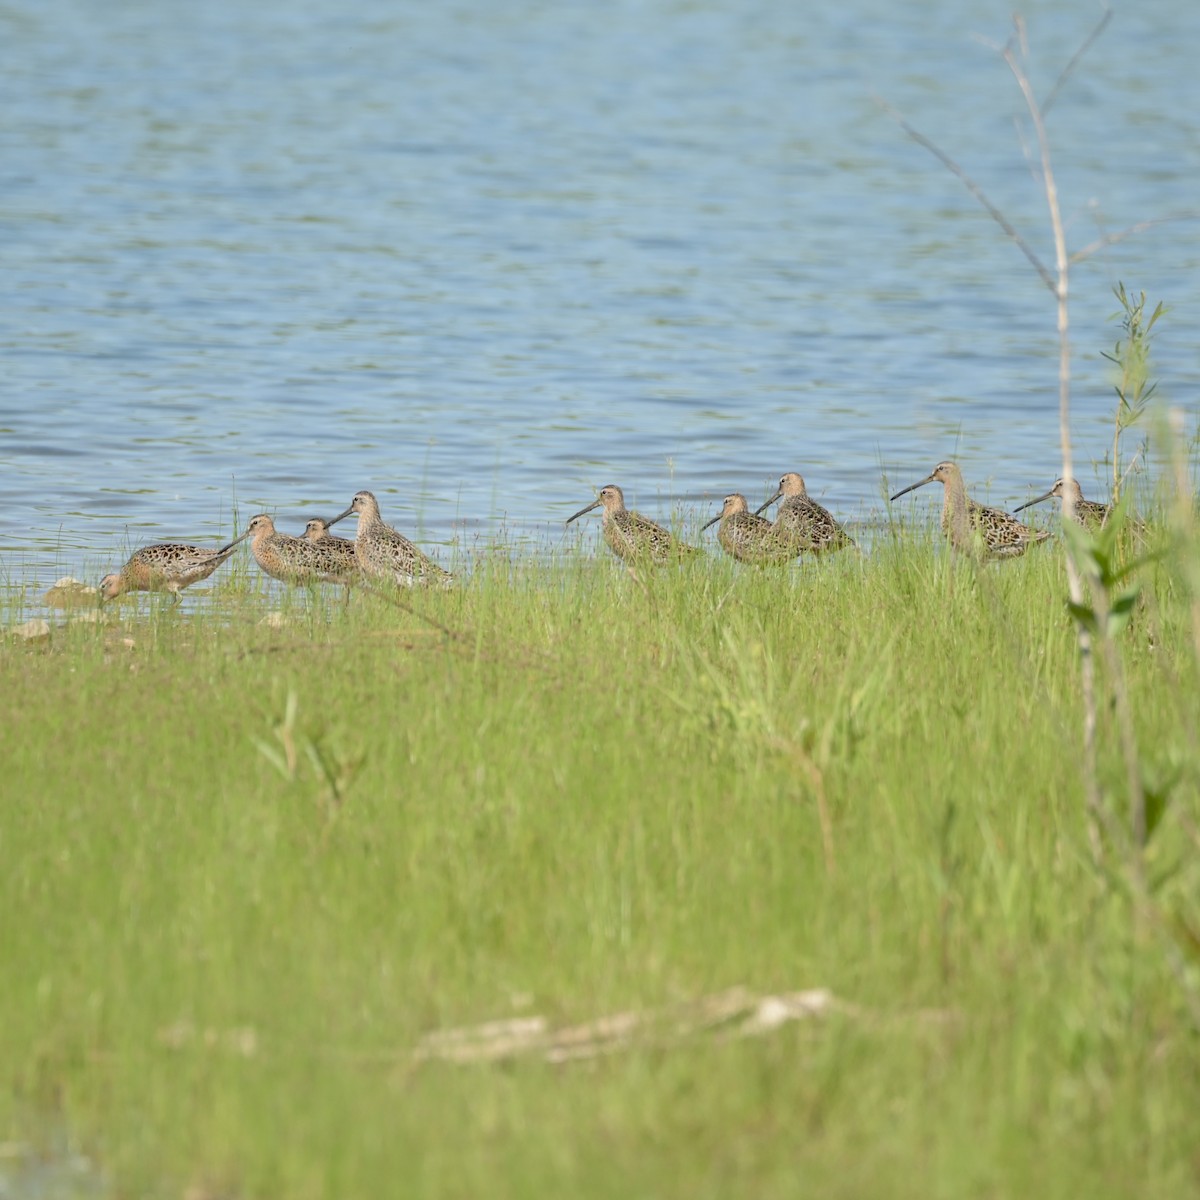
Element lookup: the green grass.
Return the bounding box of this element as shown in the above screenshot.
[2,532,1199,1199]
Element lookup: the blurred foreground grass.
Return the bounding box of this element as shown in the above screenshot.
[2,533,1198,1199]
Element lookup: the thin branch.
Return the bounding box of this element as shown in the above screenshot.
[1010,112,1040,189]
[1042,7,1114,116]
[1000,33,1105,832]
[1070,213,1200,265]
[1014,14,1030,61]
[363,581,466,641]
[875,98,1056,293]
[1116,446,1143,495]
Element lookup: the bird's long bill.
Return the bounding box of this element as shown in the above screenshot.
[700,512,722,531]
[889,474,936,502]
[220,528,253,552]
[327,504,356,527]
[565,498,601,525]
[753,489,783,517]
[1012,490,1054,514]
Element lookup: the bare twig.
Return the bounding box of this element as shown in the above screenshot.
[998,31,1105,835]
[1041,6,1113,115]
[875,98,1056,293]
[1116,447,1143,497]
[1070,214,1200,265]
[363,581,466,641]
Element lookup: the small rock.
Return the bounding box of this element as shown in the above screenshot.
[68,609,106,624]
[11,619,51,643]
[44,577,99,609]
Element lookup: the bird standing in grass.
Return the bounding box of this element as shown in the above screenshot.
[755,472,854,554]
[702,494,801,564]
[1014,478,1111,529]
[328,491,453,587]
[239,513,319,585]
[99,538,242,602]
[566,484,700,565]
[303,518,360,579]
[890,461,1050,559]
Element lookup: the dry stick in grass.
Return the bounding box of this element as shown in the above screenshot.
[776,738,836,877]
[362,580,466,642]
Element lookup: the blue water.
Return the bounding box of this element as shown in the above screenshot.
[2,0,1198,589]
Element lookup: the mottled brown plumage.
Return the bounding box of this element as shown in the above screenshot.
[99,538,241,602]
[328,491,452,587]
[1014,478,1111,529]
[890,461,1050,559]
[566,484,700,565]
[754,472,853,553]
[702,494,801,564]
[302,518,360,587]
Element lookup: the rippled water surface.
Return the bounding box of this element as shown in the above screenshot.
[2,0,1199,588]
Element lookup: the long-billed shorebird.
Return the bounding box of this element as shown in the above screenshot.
[754,472,853,554]
[1014,478,1110,529]
[240,513,317,585]
[566,484,700,565]
[303,518,359,580]
[328,491,452,587]
[889,461,1050,559]
[702,494,801,564]
[100,537,242,602]
[299,517,360,602]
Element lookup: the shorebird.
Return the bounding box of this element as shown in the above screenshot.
[1014,478,1111,529]
[565,484,700,565]
[303,518,359,576]
[240,513,316,585]
[301,517,360,600]
[327,491,452,587]
[702,494,801,564]
[99,537,242,602]
[754,472,854,554]
[889,461,1050,559]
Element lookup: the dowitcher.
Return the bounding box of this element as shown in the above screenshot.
[303,518,360,583]
[240,513,317,585]
[1014,478,1111,529]
[754,472,854,553]
[565,484,700,565]
[702,494,801,564]
[99,537,242,602]
[327,491,453,587]
[889,461,1050,559]
[297,516,361,602]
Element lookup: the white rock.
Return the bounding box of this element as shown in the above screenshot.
[11,619,51,642]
